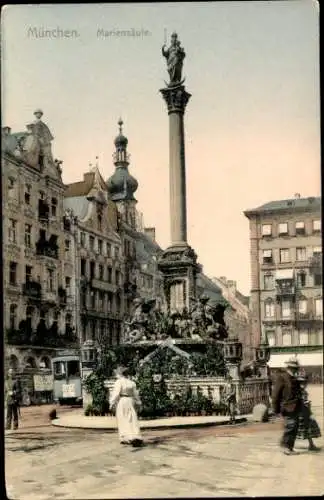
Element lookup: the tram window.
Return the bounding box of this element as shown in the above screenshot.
[67,360,80,377]
[53,361,66,379]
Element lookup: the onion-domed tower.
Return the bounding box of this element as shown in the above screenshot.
[107,119,138,229]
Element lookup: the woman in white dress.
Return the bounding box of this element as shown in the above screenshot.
[109,366,143,447]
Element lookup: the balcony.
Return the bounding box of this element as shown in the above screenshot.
[36,239,59,259]
[91,279,117,293]
[22,281,42,301]
[276,283,296,301]
[42,290,57,304]
[309,253,322,274]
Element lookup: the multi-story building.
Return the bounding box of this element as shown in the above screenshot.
[244,195,322,379]
[212,276,253,362]
[64,162,123,346]
[2,110,75,374]
[197,274,253,362]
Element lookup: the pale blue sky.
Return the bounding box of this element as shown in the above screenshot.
[1,1,320,295]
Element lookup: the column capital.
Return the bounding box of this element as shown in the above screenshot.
[160,85,191,114]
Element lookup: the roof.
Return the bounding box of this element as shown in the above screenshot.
[63,196,90,219]
[244,196,321,217]
[197,274,224,303]
[64,170,108,198]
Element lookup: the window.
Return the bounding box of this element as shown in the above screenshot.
[262,250,273,264]
[9,304,17,330]
[282,331,292,346]
[295,221,305,235]
[313,246,322,256]
[107,292,113,312]
[98,291,104,310]
[296,247,306,261]
[115,246,120,258]
[80,259,87,276]
[90,290,96,309]
[98,214,102,231]
[298,299,307,315]
[266,331,276,347]
[65,239,70,257]
[8,177,16,198]
[106,242,111,257]
[264,301,275,318]
[314,274,322,286]
[65,277,71,293]
[280,248,291,263]
[281,300,291,318]
[299,331,309,345]
[54,361,66,380]
[98,264,104,280]
[67,360,80,377]
[90,261,95,280]
[39,191,45,200]
[115,270,120,286]
[51,197,57,217]
[297,272,306,288]
[264,274,274,290]
[25,265,32,283]
[47,269,54,291]
[26,306,33,330]
[80,232,86,247]
[8,219,17,243]
[313,220,321,232]
[89,236,95,252]
[25,224,32,247]
[315,299,323,318]
[279,223,288,235]
[107,267,112,283]
[25,184,31,204]
[98,239,103,255]
[9,262,17,285]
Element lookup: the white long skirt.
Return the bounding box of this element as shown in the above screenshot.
[116,397,142,443]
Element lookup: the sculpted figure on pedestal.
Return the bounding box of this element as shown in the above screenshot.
[162,32,186,86]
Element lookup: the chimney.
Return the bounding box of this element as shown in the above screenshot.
[219,276,227,284]
[294,193,301,199]
[144,227,156,242]
[2,126,11,135]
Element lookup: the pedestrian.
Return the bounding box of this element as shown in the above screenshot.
[296,376,321,452]
[224,375,237,424]
[5,368,22,430]
[272,358,302,455]
[109,366,143,447]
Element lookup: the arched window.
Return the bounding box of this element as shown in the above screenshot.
[40,356,51,369]
[24,356,37,369]
[9,304,17,330]
[9,354,19,371]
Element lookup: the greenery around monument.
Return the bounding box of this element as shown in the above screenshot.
[83,295,231,418]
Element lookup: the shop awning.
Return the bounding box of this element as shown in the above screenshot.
[275,269,294,280]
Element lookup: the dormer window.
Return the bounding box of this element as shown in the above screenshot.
[295,221,305,235]
[278,223,288,236]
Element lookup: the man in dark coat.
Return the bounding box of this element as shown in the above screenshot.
[272,358,302,455]
[5,368,22,430]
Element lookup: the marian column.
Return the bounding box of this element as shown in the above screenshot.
[158,32,200,314]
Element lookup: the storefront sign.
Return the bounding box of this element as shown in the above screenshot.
[33,374,54,392]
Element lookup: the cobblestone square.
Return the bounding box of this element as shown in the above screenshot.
[5,386,324,499]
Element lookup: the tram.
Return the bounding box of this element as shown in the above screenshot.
[52,350,82,405]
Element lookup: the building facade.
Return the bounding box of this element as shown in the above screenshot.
[64,163,124,346]
[244,195,322,379]
[2,111,75,374]
[212,276,253,363]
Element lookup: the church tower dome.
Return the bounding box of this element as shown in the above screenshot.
[107,119,138,201]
